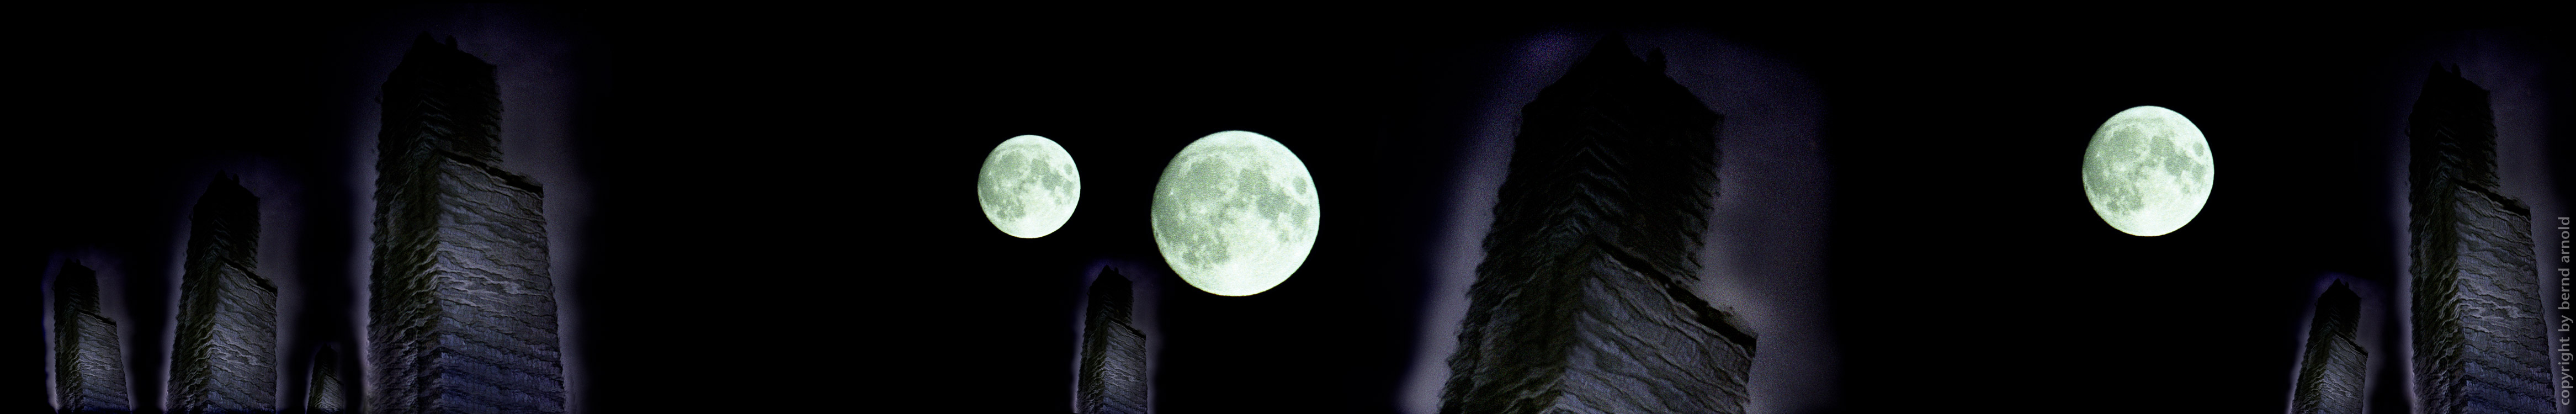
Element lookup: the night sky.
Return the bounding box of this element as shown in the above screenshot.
[13,10,2572,414]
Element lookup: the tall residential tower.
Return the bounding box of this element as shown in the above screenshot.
[367,34,565,414]
[2292,281,2365,414]
[167,174,277,413]
[1440,35,1756,414]
[53,263,129,413]
[1078,268,1147,414]
[2407,66,2547,414]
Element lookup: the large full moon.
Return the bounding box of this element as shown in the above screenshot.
[1151,130,1321,296]
[978,135,1081,238]
[2081,106,2214,237]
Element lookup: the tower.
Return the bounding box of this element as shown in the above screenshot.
[306,345,346,414]
[2292,281,2366,414]
[167,174,277,413]
[54,262,130,413]
[2407,65,2548,414]
[1440,35,1755,414]
[1078,268,1147,414]
[367,33,564,413]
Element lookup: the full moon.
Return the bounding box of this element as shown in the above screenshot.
[2081,106,2214,237]
[978,135,1081,238]
[1151,130,1321,296]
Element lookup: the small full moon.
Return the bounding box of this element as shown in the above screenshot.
[1151,130,1321,296]
[2082,106,2214,237]
[978,135,1081,238]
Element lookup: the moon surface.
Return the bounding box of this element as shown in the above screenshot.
[1151,131,1321,296]
[2081,106,2214,237]
[978,135,1081,238]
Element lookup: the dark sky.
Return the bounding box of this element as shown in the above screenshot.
[14,11,2572,414]
[891,22,2571,414]
[893,22,2571,414]
[1795,25,2569,414]
[13,4,605,413]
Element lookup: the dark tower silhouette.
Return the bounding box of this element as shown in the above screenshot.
[2407,65,2547,414]
[367,33,564,413]
[2292,281,2366,414]
[305,346,344,414]
[167,174,277,414]
[1439,35,1755,414]
[1079,268,1146,414]
[53,262,130,413]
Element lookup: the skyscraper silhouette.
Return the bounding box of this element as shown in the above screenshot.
[368,33,564,414]
[2407,65,2547,414]
[1440,35,1755,414]
[2292,281,2365,414]
[1079,268,1146,414]
[168,174,277,414]
[306,346,346,414]
[54,262,129,414]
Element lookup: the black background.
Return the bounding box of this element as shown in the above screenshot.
[14,8,2572,414]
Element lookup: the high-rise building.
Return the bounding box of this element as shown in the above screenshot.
[306,346,346,414]
[2407,65,2548,414]
[1079,267,1146,414]
[367,33,564,414]
[53,262,130,413]
[2292,280,2365,414]
[1440,35,1755,414]
[167,174,277,413]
